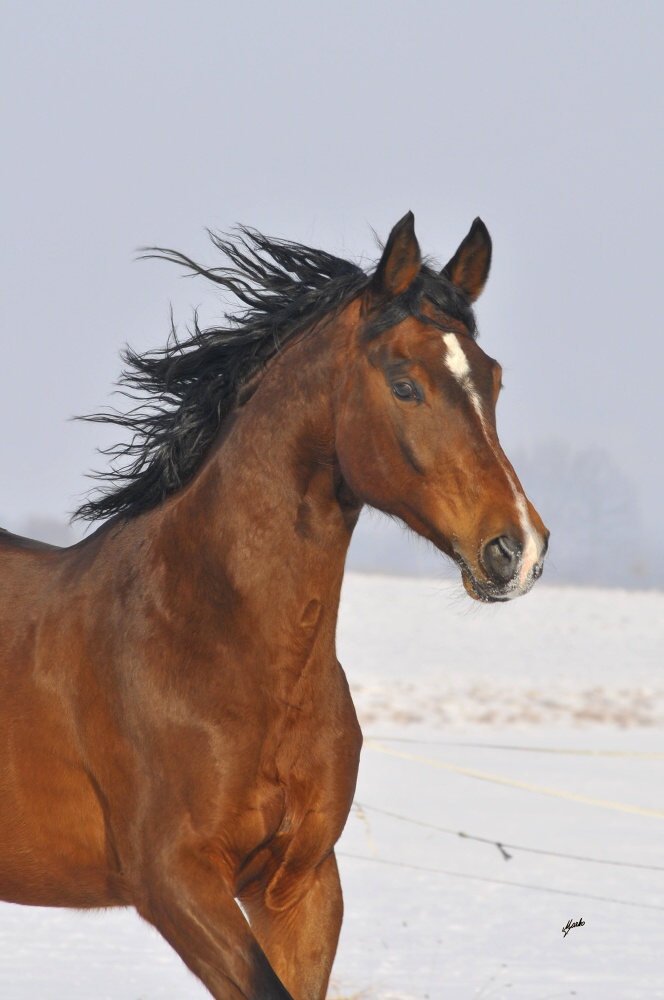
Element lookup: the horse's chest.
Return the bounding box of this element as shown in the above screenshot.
[230,673,362,890]
[232,738,358,897]
[270,668,361,808]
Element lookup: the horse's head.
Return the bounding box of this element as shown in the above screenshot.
[336,212,548,602]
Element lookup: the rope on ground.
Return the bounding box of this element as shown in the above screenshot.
[337,851,664,912]
[366,735,664,758]
[353,801,664,872]
[364,739,664,819]
[353,803,378,857]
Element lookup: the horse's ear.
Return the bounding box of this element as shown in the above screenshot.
[441,218,492,302]
[370,211,422,299]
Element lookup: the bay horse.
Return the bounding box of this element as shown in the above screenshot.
[0,213,547,999]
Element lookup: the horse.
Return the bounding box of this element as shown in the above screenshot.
[0,212,548,999]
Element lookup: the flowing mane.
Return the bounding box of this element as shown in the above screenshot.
[76,227,478,522]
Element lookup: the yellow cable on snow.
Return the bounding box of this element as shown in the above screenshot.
[364,739,664,819]
[365,736,664,759]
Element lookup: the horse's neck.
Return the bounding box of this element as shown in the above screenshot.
[150,326,359,634]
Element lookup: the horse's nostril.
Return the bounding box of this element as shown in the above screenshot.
[483,535,522,584]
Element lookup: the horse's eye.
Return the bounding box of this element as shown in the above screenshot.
[392,380,420,401]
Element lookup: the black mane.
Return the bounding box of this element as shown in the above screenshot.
[75,228,477,522]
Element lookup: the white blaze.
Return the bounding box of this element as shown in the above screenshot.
[442,333,472,382]
[442,332,542,593]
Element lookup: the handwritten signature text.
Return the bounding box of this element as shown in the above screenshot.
[562,917,585,938]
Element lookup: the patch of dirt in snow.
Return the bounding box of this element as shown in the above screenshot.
[339,574,664,730]
[329,988,416,1000]
[350,681,664,728]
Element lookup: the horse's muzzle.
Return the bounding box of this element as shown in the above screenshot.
[455,532,548,603]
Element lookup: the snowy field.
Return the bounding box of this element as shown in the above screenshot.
[1,574,663,999]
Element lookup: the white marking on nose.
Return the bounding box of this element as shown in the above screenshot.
[442,332,542,593]
[514,496,540,588]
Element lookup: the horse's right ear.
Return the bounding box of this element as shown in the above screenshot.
[441,217,492,302]
[369,211,422,300]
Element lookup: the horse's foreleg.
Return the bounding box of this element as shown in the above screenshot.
[136,844,293,1000]
[241,850,344,1000]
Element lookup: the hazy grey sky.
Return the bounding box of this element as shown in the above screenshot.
[1,2,663,549]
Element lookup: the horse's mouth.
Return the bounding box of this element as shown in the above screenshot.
[455,552,537,603]
[459,565,511,603]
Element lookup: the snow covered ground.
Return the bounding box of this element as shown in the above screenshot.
[1,574,663,999]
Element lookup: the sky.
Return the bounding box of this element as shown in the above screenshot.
[1,2,663,579]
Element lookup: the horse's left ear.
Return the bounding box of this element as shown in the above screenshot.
[441,218,492,302]
[370,211,422,299]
